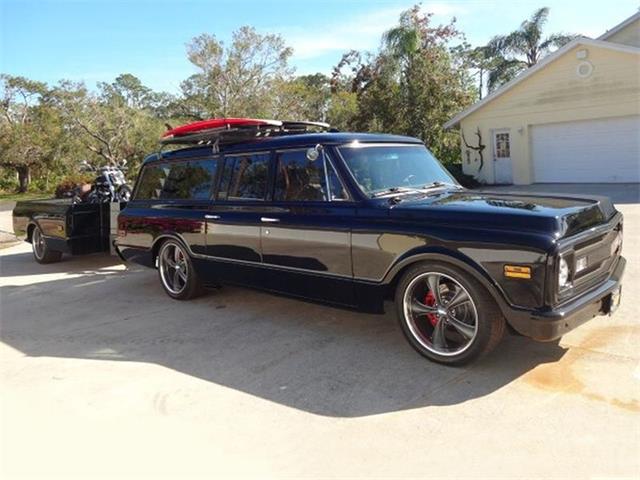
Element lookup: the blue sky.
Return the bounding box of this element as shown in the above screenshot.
[1,0,638,93]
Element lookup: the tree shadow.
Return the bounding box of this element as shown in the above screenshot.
[0,249,567,418]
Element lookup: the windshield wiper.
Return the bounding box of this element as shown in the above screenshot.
[371,187,423,198]
[421,181,462,190]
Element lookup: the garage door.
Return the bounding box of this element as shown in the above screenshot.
[532,116,640,183]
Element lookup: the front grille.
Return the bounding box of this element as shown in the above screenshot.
[573,228,619,285]
[557,217,622,304]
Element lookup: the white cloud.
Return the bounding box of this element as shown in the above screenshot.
[284,3,469,60]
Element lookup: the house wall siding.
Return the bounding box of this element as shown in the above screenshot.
[459,45,640,184]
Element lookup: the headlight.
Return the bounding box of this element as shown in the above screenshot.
[558,257,570,288]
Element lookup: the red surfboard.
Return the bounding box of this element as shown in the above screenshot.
[162,118,282,139]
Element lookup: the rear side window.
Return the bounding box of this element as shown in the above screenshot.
[134,159,216,201]
[161,159,216,200]
[218,153,270,201]
[134,164,168,200]
[274,150,349,202]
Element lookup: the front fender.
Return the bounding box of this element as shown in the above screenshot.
[381,248,514,317]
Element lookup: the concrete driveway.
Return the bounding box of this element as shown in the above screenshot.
[480,182,640,204]
[1,188,639,479]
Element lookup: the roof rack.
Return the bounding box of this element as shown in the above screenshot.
[159,118,332,147]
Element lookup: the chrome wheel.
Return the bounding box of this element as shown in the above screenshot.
[402,272,479,356]
[32,226,45,260]
[159,242,189,295]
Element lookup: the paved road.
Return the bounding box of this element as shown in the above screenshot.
[1,193,638,479]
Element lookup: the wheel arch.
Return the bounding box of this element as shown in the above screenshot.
[26,219,45,243]
[383,249,512,318]
[26,222,37,243]
[151,233,192,266]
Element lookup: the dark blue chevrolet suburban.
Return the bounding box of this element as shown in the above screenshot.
[106,121,625,365]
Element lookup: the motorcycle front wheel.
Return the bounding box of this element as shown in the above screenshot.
[117,185,132,202]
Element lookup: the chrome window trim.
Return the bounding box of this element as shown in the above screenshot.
[335,142,458,198]
[324,151,352,202]
[272,147,351,203]
[338,142,423,149]
[218,151,271,202]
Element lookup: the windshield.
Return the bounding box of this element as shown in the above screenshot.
[338,144,459,197]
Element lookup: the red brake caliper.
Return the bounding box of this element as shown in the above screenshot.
[424,291,439,326]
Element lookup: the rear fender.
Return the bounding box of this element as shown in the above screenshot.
[151,233,193,265]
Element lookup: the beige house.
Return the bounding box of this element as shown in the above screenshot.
[445,12,640,185]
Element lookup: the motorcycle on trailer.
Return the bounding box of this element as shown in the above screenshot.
[66,160,132,204]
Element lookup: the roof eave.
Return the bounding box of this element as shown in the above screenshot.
[597,12,640,40]
[444,38,640,129]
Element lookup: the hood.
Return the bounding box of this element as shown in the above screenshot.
[389,189,616,238]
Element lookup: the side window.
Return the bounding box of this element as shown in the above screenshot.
[134,164,168,200]
[133,159,216,201]
[325,155,349,201]
[218,153,270,201]
[161,159,217,200]
[274,150,349,202]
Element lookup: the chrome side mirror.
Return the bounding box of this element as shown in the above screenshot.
[306,144,323,162]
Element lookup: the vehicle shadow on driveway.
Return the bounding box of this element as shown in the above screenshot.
[0,249,567,418]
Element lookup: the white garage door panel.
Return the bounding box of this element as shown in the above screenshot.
[532,116,640,183]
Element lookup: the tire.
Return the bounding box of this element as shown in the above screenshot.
[117,184,132,202]
[157,239,203,300]
[31,225,63,264]
[395,261,505,366]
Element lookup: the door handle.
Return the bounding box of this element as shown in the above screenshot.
[205,214,221,220]
[261,217,280,223]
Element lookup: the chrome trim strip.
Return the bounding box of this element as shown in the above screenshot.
[149,233,354,281]
[194,251,354,280]
[338,142,423,148]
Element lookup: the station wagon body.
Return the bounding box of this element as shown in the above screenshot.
[113,131,625,365]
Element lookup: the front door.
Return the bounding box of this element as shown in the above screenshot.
[259,148,356,306]
[493,130,513,184]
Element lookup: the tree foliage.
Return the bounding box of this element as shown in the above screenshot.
[0,75,70,192]
[484,7,577,91]
[1,6,532,192]
[331,6,476,164]
[52,79,164,168]
[182,27,294,118]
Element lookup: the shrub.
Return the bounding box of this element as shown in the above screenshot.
[445,163,480,188]
[0,171,18,193]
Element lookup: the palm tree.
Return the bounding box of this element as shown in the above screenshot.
[485,7,577,92]
[383,21,421,62]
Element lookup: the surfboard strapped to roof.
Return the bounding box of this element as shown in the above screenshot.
[160,117,331,146]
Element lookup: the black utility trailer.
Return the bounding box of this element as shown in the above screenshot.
[12,199,124,263]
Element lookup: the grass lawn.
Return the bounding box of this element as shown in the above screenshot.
[0,191,51,202]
